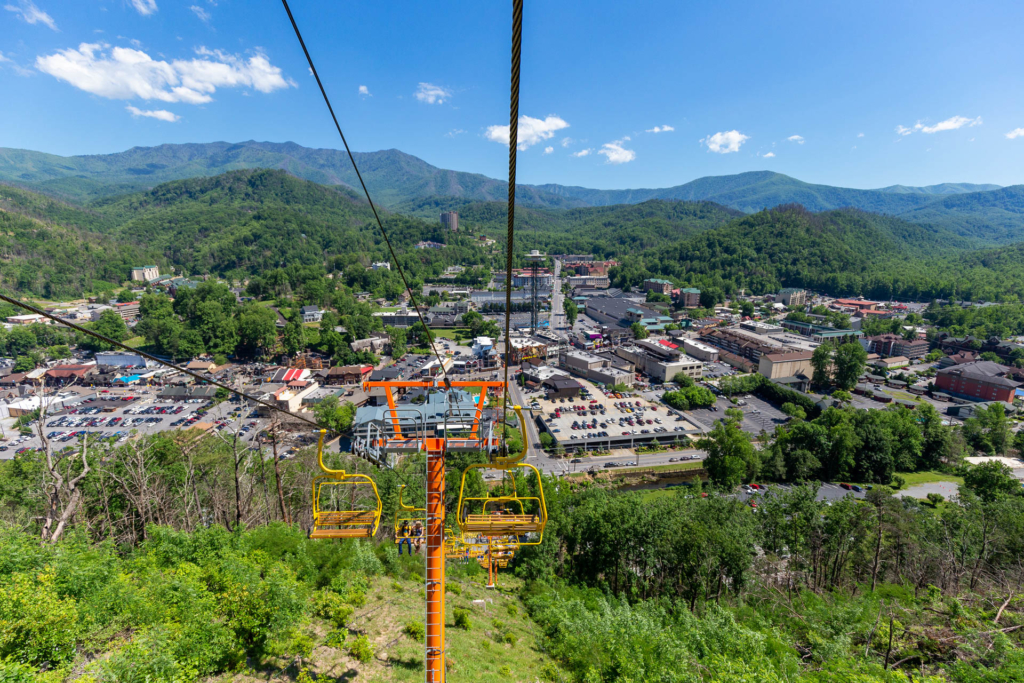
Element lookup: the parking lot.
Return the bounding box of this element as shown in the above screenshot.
[533,378,701,448]
[735,481,868,506]
[1,389,274,459]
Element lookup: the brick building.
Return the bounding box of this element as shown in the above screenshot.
[864,333,929,359]
[934,361,1021,403]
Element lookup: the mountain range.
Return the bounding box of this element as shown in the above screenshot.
[4,140,1024,249]
[3,141,1023,242]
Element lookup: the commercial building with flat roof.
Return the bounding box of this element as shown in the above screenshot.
[682,338,719,362]
[643,278,674,295]
[758,351,814,380]
[781,319,862,344]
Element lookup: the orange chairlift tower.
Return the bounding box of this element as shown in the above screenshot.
[353,376,523,683]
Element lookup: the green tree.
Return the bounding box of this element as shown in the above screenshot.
[831,389,852,403]
[697,408,759,487]
[386,326,407,360]
[925,349,944,362]
[236,304,278,357]
[282,322,306,356]
[780,402,806,420]
[672,372,695,388]
[47,345,71,360]
[832,342,867,390]
[739,301,755,318]
[963,460,1020,503]
[12,355,35,372]
[5,327,36,358]
[630,322,648,340]
[563,299,578,327]
[810,344,834,388]
[83,310,129,352]
[313,395,357,434]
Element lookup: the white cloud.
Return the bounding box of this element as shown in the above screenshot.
[414,82,451,104]
[761,152,775,158]
[126,104,179,122]
[917,115,981,134]
[543,146,553,154]
[129,0,158,16]
[1006,128,1024,139]
[4,1,57,30]
[787,134,804,144]
[897,116,982,136]
[857,132,865,138]
[36,43,294,105]
[561,137,572,147]
[444,128,465,138]
[485,115,569,150]
[701,130,749,154]
[572,148,592,157]
[646,125,674,133]
[189,5,210,22]
[598,139,635,164]
[0,51,10,63]
[358,84,370,96]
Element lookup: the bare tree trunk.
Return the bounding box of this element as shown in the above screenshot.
[46,435,92,544]
[271,427,290,523]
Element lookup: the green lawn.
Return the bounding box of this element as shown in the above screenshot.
[894,470,963,487]
[122,335,146,348]
[429,328,470,340]
[615,461,704,474]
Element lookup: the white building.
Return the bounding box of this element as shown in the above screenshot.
[371,261,391,271]
[301,305,323,323]
[131,265,160,282]
[682,339,720,362]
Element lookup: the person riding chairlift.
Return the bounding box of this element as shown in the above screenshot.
[412,520,424,553]
[398,520,413,555]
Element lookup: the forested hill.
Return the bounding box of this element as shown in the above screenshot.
[396,196,743,255]
[0,170,489,297]
[6,143,1023,242]
[613,205,1024,302]
[0,142,584,209]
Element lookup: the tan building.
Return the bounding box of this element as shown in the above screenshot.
[131,265,160,282]
[758,351,814,380]
[778,288,807,307]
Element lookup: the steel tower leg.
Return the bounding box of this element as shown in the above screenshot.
[425,442,446,682]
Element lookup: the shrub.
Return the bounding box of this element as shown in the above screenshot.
[502,631,518,646]
[324,630,347,648]
[404,620,426,642]
[507,603,519,617]
[310,590,354,628]
[890,474,906,490]
[0,569,80,668]
[348,635,374,663]
[94,627,187,683]
[927,492,945,507]
[447,582,462,596]
[499,665,513,677]
[454,608,472,629]
[491,618,506,630]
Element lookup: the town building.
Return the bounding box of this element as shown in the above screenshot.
[414,241,446,250]
[95,351,147,368]
[758,351,814,380]
[682,338,719,362]
[643,278,674,295]
[325,365,373,385]
[614,341,702,383]
[863,333,929,359]
[935,361,1021,403]
[778,288,807,307]
[131,265,160,282]
[114,301,141,321]
[700,328,781,363]
[544,376,584,399]
[563,350,635,387]
[675,287,701,308]
[301,305,323,323]
[872,356,910,370]
[370,261,391,271]
[740,320,784,334]
[439,211,459,232]
[833,298,881,312]
[780,319,863,344]
[351,335,389,355]
[583,297,660,328]
[7,313,48,325]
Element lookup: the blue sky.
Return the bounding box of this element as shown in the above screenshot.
[3,0,1024,190]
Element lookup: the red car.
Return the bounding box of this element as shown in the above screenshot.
[839,483,852,490]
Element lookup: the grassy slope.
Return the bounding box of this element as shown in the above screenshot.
[245,571,556,683]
